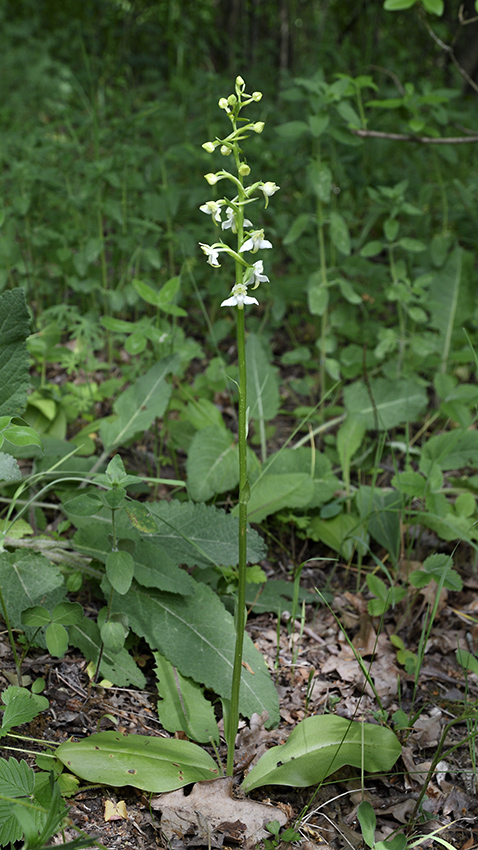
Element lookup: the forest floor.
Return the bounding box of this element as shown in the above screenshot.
[3,551,478,850]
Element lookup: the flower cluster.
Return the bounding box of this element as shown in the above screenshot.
[198,76,279,310]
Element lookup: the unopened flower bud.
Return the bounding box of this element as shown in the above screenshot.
[227,94,237,106]
[218,97,229,109]
[253,122,265,133]
[252,91,263,101]
[220,145,232,156]
[236,75,245,88]
[202,141,216,153]
[238,163,251,177]
[204,172,219,185]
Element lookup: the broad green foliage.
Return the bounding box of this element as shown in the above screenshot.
[0,289,30,416]
[242,715,401,791]
[56,732,219,793]
[154,651,220,744]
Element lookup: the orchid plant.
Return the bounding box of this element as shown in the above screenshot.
[199,75,279,774]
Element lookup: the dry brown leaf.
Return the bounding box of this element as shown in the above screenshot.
[151,776,288,848]
[104,800,128,822]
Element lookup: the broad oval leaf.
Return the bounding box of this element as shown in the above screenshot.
[242,715,401,792]
[56,731,219,792]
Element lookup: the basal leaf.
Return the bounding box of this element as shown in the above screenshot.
[99,354,179,449]
[111,581,279,726]
[56,731,219,793]
[1,687,49,737]
[419,429,478,474]
[0,289,30,416]
[242,715,401,791]
[0,758,35,847]
[263,448,339,509]
[154,651,219,744]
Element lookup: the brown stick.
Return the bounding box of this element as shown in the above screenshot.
[350,128,478,144]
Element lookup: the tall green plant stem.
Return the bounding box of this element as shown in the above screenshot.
[226,136,248,777]
[227,307,248,776]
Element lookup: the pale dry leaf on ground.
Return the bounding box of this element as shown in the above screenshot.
[151,776,288,848]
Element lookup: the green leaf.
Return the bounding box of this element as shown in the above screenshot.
[357,801,376,848]
[45,622,69,657]
[57,731,219,792]
[68,616,146,689]
[0,551,66,649]
[63,493,102,516]
[242,472,315,524]
[51,601,83,625]
[275,121,310,141]
[263,447,339,509]
[308,162,332,202]
[0,758,35,846]
[101,620,126,654]
[344,377,428,430]
[242,715,401,791]
[99,354,179,450]
[420,429,478,474]
[383,0,416,9]
[154,651,219,744]
[246,334,280,424]
[283,213,312,246]
[356,486,402,565]
[308,513,368,560]
[1,687,49,737]
[0,452,22,483]
[124,502,160,534]
[3,424,43,449]
[330,212,351,256]
[337,417,366,493]
[186,426,239,501]
[0,289,31,416]
[106,550,135,595]
[429,248,473,372]
[111,581,280,726]
[421,0,444,14]
[456,649,478,676]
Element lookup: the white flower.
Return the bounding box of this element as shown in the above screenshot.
[260,181,280,208]
[244,260,269,289]
[221,283,259,310]
[240,229,272,253]
[199,242,221,267]
[199,200,223,223]
[221,207,253,234]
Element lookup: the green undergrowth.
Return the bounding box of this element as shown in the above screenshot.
[0,2,478,845]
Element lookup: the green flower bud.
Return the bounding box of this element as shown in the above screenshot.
[202,141,216,153]
[236,75,245,88]
[218,98,229,109]
[220,145,232,156]
[238,163,251,177]
[252,91,263,102]
[253,122,265,133]
[204,172,219,185]
[227,94,237,106]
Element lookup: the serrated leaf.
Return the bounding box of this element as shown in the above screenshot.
[0,551,66,649]
[154,651,219,744]
[242,715,401,791]
[56,731,219,792]
[186,426,239,501]
[0,452,22,483]
[68,617,146,689]
[262,447,339,509]
[420,429,478,474]
[1,687,49,737]
[0,289,31,416]
[99,354,179,450]
[0,757,35,846]
[111,581,279,726]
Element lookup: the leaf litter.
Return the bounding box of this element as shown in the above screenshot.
[2,559,478,848]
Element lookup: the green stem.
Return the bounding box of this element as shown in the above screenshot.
[226,307,248,776]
